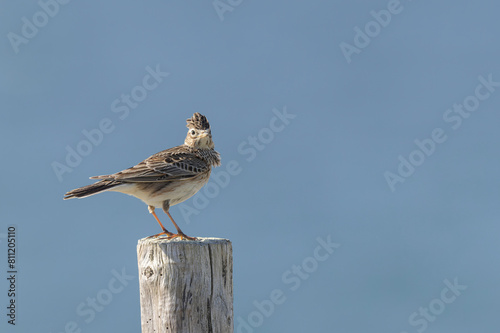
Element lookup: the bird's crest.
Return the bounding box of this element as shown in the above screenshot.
[186,113,210,130]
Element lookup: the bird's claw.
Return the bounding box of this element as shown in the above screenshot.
[147,231,175,239]
[167,232,197,241]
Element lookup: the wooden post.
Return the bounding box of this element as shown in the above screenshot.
[137,237,233,333]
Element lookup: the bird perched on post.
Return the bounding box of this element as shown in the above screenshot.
[64,113,221,240]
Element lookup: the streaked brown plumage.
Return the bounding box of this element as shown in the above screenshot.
[64,113,221,240]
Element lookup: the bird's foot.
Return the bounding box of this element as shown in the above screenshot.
[147,230,175,239]
[167,232,197,241]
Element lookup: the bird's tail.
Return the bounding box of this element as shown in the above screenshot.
[64,180,120,200]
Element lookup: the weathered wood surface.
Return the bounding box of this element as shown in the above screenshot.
[137,237,233,333]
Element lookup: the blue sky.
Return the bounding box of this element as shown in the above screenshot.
[1,1,500,332]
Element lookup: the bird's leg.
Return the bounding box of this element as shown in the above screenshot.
[166,211,197,240]
[162,201,197,240]
[147,205,174,238]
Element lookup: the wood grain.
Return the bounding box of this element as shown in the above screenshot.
[137,237,233,333]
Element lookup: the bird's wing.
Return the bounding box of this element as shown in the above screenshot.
[90,146,209,182]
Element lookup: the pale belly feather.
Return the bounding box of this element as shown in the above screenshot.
[107,173,210,209]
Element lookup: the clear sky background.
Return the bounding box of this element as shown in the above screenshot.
[1,1,500,332]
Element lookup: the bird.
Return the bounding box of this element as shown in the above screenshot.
[64,113,221,240]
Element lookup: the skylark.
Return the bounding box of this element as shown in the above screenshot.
[64,113,221,240]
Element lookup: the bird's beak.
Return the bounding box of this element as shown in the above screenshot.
[199,130,211,138]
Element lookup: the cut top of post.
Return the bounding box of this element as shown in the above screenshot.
[137,236,231,246]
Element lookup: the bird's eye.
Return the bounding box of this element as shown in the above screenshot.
[190,130,196,135]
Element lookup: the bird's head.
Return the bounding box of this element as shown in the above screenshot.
[184,113,214,149]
